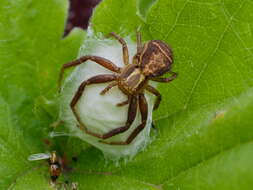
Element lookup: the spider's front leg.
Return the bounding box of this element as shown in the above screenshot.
[102,93,148,145]
[109,32,129,65]
[70,74,118,139]
[58,56,121,92]
[136,31,142,54]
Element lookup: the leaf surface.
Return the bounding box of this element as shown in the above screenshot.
[0,0,85,189]
[1,0,253,189]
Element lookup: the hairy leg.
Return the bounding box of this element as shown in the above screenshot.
[100,81,118,95]
[59,55,120,91]
[116,98,129,107]
[146,85,161,110]
[136,31,142,54]
[100,82,130,107]
[109,32,129,65]
[151,71,177,83]
[103,93,148,145]
[99,96,138,142]
[70,74,117,138]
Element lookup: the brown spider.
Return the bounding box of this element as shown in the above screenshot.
[59,32,177,145]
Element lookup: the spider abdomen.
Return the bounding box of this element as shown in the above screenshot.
[140,40,173,77]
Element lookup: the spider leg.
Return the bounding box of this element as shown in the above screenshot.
[136,30,142,54]
[109,32,129,65]
[102,93,148,145]
[99,96,138,141]
[133,31,143,66]
[70,74,118,139]
[146,85,161,110]
[116,98,129,107]
[100,81,118,95]
[151,71,178,83]
[59,55,120,92]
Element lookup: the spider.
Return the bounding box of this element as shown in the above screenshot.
[59,32,177,145]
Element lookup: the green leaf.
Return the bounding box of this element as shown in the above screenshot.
[137,0,157,20]
[91,0,142,35]
[1,0,253,189]
[146,0,253,118]
[69,0,253,189]
[164,141,253,189]
[0,0,85,189]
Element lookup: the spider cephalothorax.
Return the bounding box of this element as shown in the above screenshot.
[59,32,177,145]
